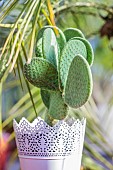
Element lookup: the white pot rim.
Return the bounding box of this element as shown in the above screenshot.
[13,116,86,159]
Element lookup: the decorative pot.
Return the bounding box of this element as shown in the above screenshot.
[13,117,86,170]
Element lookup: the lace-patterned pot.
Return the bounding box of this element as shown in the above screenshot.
[13,117,86,170]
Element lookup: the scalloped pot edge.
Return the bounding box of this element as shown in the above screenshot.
[13,116,86,129]
[13,117,86,170]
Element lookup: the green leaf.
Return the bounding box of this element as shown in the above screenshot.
[24,57,59,90]
[0,59,7,80]
[64,55,93,108]
[60,39,87,87]
[63,28,85,42]
[71,37,94,66]
[42,28,58,68]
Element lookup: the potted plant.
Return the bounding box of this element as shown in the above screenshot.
[13,26,94,170]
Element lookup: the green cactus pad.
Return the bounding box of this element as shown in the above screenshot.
[41,89,50,108]
[37,26,66,52]
[71,37,94,66]
[35,38,43,58]
[48,91,68,120]
[64,28,85,42]
[60,39,87,87]
[24,58,59,90]
[64,54,93,108]
[0,59,7,80]
[42,28,58,68]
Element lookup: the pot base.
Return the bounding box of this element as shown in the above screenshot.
[19,154,81,170]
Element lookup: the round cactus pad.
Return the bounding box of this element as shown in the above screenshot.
[64,28,85,42]
[24,58,58,90]
[64,55,93,108]
[42,28,59,68]
[71,37,94,66]
[60,39,87,87]
[37,25,66,52]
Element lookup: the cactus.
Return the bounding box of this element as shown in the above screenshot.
[70,37,94,66]
[59,39,87,88]
[42,28,59,68]
[64,54,92,108]
[24,58,59,90]
[37,25,66,52]
[24,26,94,126]
[64,28,85,41]
[35,38,43,58]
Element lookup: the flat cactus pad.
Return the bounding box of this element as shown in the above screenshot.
[71,37,94,66]
[35,38,43,58]
[42,28,58,68]
[24,58,59,90]
[60,39,87,88]
[48,91,68,120]
[37,25,66,52]
[64,55,93,108]
[41,89,50,108]
[64,28,85,42]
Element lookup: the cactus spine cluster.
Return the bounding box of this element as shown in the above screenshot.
[24,26,94,126]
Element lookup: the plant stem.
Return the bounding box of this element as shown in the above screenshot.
[46,0,59,35]
[54,2,113,16]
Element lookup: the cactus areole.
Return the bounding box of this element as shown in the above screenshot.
[24,26,94,126]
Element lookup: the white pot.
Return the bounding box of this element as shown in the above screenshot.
[13,117,86,170]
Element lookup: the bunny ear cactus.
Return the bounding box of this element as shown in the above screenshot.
[24,26,94,126]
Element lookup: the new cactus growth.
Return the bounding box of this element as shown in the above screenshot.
[24,26,94,126]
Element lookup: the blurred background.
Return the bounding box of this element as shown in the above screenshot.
[0,0,113,169]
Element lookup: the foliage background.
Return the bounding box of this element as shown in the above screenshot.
[0,0,113,169]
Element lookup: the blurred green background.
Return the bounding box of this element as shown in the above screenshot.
[0,0,113,169]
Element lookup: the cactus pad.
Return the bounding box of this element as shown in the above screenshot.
[41,90,68,120]
[42,28,58,68]
[64,28,85,42]
[41,89,50,108]
[64,55,93,108]
[24,58,59,90]
[48,91,68,120]
[37,25,66,52]
[35,38,43,58]
[71,37,94,66]
[0,59,7,80]
[60,39,87,87]
[24,26,94,125]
